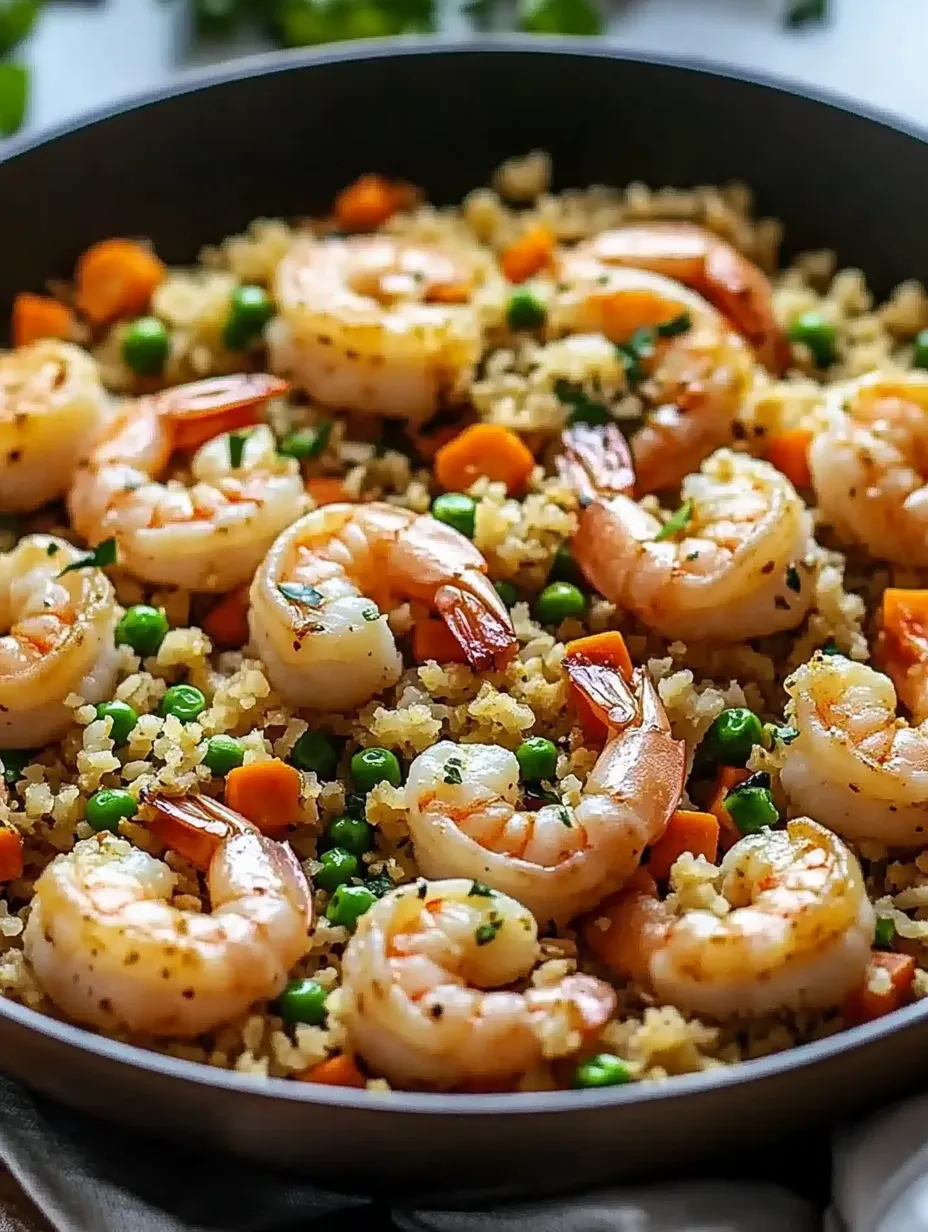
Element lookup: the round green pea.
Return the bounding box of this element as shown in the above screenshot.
[516,737,558,783]
[121,317,170,377]
[85,788,137,833]
[494,580,519,610]
[315,847,359,893]
[506,290,547,332]
[724,784,779,836]
[788,310,837,368]
[325,815,374,857]
[114,605,170,657]
[534,581,586,626]
[325,883,377,929]
[431,493,476,540]
[702,707,764,768]
[276,978,327,1026]
[159,684,206,724]
[573,1053,631,1088]
[914,330,928,371]
[203,734,245,777]
[291,731,338,779]
[278,422,331,460]
[351,747,402,792]
[95,700,138,746]
[222,285,275,350]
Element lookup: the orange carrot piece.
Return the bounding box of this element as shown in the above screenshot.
[75,239,166,325]
[564,631,633,741]
[203,588,250,651]
[0,828,23,882]
[333,175,416,233]
[224,760,301,835]
[434,423,535,496]
[11,293,76,348]
[300,1054,366,1087]
[306,477,352,507]
[425,282,471,305]
[844,952,917,1025]
[709,766,750,851]
[501,225,555,284]
[646,809,719,882]
[763,428,813,490]
[412,617,469,665]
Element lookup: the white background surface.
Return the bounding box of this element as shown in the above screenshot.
[7,0,928,146]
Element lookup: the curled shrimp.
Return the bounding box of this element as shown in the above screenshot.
[249,503,516,712]
[781,652,928,847]
[270,234,502,420]
[810,372,928,565]
[24,793,312,1037]
[551,262,755,492]
[591,819,874,1018]
[559,429,814,642]
[67,374,307,592]
[573,223,789,372]
[404,666,684,924]
[0,341,109,513]
[339,877,615,1090]
[0,535,119,748]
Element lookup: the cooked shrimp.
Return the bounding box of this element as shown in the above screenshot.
[782,653,928,847]
[340,877,615,1090]
[810,372,928,565]
[0,534,119,748]
[551,263,755,492]
[560,434,814,641]
[0,341,109,513]
[405,667,684,924]
[574,223,789,372]
[24,793,312,1037]
[68,374,307,592]
[270,234,502,420]
[597,819,873,1018]
[249,502,516,712]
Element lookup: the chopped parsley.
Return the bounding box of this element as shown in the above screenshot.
[554,378,611,427]
[820,639,841,656]
[616,313,691,385]
[656,311,692,339]
[57,537,116,577]
[443,757,464,786]
[785,565,801,594]
[278,582,324,607]
[228,430,249,469]
[763,722,799,749]
[468,880,494,897]
[475,916,503,946]
[654,498,694,543]
[557,806,573,828]
[362,604,380,622]
[45,542,58,556]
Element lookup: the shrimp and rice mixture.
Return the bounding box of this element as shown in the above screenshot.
[2,152,928,1093]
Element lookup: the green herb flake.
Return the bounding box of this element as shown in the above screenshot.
[656,312,692,339]
[361,605,380,622]
[45,543,59,556]
[475,916,503,946]
[557,806,573,828]
[58,537,117,577]
[468,880,494,897]
[785,565,801,594]
[228,431,249,469]
[278,582,324,607]
[443,758,464,786]
[654,498,694,543]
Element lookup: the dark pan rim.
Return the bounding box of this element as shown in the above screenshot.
[2,35,928,1116]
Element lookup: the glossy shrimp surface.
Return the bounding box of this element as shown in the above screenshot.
[270,234,502,420]
[67,374,307,592]
[0,535,119,748]
[0,341,109,513]
[596,819,873,1019]
[782,653,928,847]
[249,502,517,712]
[340,877,615,1090]
[24,794,312,1037]
[405,667,684,924]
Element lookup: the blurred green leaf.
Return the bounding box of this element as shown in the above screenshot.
[463,0,495,29]
[0,0,38,54]
[194,0,243,37]
[517,0,602,36]
[0,62,28,137]
[785,0,827,27]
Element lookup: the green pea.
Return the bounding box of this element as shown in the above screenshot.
[203,734,245,777]
[874,917,896,949]
[506,290,547,331]
[351,747,402,792]
[325,815,374,857]
[724,779,779,836]
[0,749,32,787]
[325,883,377,929]
[494,580,519,609]
[291,731,338,779]
[85,788,137,833]
[315,847,359,893]
[913,330,928,371]
[573,1053,631,1088]
[121,317,170,377]
[702,707,764,768]
[516,737,558,783]
[114,605,170,657]
[534,581,586,626]
[222,285,275,350]
[95,700,138,746]
[788,310,837,368]
[159,684,206,724]
[276,977,327,1026]
[278,422,331,460]
[431,493,476,540]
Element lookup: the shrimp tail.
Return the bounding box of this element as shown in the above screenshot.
[564,653,638,729]
[435,572,517,672]
[557,423,635,504]
[156,374,291,451]
[142,788,250,869]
